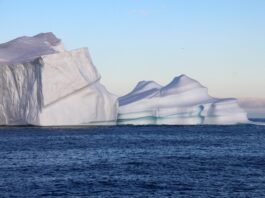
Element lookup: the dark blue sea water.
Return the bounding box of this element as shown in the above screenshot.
[0,124,265,197]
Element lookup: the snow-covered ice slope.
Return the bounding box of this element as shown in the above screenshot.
[0,33,117,126]
[118,75,248,125]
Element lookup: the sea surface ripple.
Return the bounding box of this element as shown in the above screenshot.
[0,125,265,197]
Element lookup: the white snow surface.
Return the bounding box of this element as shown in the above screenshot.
[118,75,249,125]
[0,33,117,126]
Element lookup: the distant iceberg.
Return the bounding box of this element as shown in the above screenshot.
[118,75,249,125]
[0,33,118,126]
[238,98,265,119]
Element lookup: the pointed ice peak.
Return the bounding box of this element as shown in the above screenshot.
[119,81,162,106]
[164,74,202,88]
[169,74,197,85]
[0,32,64,64]
[132,80,162,94]
[33,32,61,46]
[159,74,206,96]
[2,32,61,47]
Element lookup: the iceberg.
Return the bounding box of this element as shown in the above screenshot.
[0,33,118,126]
[118,75,249,125]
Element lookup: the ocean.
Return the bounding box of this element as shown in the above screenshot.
[0,124,265,197]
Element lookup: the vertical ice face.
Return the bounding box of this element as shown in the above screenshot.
[118,75,249,125]
[0,33,118,126]
[37,48,117,126]
[0,60,43,125]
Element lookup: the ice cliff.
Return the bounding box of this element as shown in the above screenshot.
[0,33,118,126]
[118,75,249,125]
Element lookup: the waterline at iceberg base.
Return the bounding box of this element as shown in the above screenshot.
[0,33,249,126]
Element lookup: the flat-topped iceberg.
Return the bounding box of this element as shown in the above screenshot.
[0,33,118,126]
[118,75,249,125]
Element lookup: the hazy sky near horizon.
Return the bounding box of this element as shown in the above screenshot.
[0,0,265,97]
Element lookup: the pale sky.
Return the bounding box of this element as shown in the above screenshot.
[0,0,265,97]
